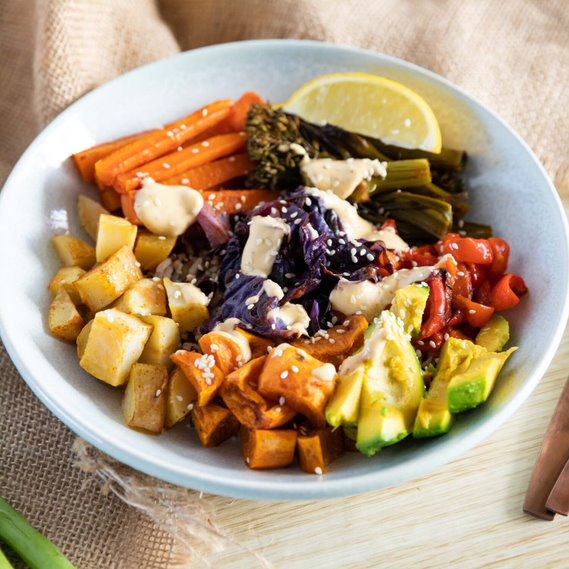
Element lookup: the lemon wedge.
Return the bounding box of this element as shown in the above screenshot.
[283,73,442,153]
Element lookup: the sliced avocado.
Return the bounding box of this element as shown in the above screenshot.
[413,338,481,438]
[447,347,517,413]
[355,311,424,457]
[326,367,365,428]
[475,315,510,352]
[343,425,357,441]
[391,283,430,337]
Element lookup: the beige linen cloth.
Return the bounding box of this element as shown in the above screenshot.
[1,1,569,567]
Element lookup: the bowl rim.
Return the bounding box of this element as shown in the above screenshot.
[1,38,568,501]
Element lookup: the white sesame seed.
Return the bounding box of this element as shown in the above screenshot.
[280,371,289,379]
[192,148,200,154]
[181,178,189,184]
[468,309,477,315]
[187,403,194,411]
[366,253,375,261]
[235,203,243,210]
[155,389,162,397]
[429,340,437,348]
[279,396,286,406]
[202,108,208,117]
[163,163,171,169]
[291,365,299,373]
[314,467,323,475]
[202,141,210,147]
[176,395,184,402]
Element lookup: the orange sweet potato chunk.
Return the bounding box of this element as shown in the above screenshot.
[221,356,296,429]
[192,404,239,447]
[292,315,368,367]
[198,331,243,375]
[170,350,224,407]
[258,345,337,428]
[297,427,344,475]
[241,427,297,469]
[236,329,275,358]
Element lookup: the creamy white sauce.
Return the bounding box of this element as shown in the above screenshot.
[268,303,311,336]
[306,187,408,251]
[330,255,451,320]
[302,158,387,200]
[164,278,209,306]
[262,279,285,300]
[270,342,311,360]
[241,216,290,277]
[134,177,203,237]
[312,363,337,382]
[213,318,252,362]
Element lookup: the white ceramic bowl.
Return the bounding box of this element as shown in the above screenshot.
[1,40,568,501]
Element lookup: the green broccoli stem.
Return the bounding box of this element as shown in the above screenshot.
[0,547,15,569]
[368,159,432,193]
[0,497,76,569]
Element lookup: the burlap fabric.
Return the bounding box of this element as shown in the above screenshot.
[1,1,568,567]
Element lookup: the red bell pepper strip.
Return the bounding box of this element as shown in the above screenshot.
[454,295,495,328]
[488,237,511,278]
[420,273,451,339]
[440,233,494,265]
[490,274,528,311]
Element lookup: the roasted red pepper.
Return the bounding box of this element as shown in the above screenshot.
[439,234,494,265]
[454,295,495,328]
[490,274,528,311]
[488,238,510,278]
[420,272,451,339]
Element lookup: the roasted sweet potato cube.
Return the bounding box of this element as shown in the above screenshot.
[198,330,245,375]
[77,194,109,241]
[192,404,239,447]
[48,266,85,305]
[241,427,298,470]
[74,245,143,312]
[237,329,275,358]
[293,315,368,367]
[134,232,177,271]
[48,288,84,342]
[297,427,344,475]
[122,363,168,433]
[165,367,198,428]
[221,357,297,429]
[112,278,167,316]
[52,235,96,270]
[139,315,180,368]
[258,344,338,428]
[170,350,224,406]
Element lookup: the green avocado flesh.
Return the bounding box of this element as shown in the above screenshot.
[326,367,364,428]
[354,312,424,457]
[475,315,510,352]
[390,283,430,337]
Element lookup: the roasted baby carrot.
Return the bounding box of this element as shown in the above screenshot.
[163,152,254,190]
[114,132,247,193]
[99,186,122,211]
[72,131,153,183]
[203,189,277,215]
[94,99,234,187]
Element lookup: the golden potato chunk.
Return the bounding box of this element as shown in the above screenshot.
[48,266,85,305]
[48,289,84,342]
[79,308,152,386]
[258,344,337,428]
[112,279,167,317]
[165,367,197,428]
[122,363,168,433]
[297,427,344,475]
[139,315,180,368]
[95,214,138,262]
[52,235,96,270]
[163,278,209,333]
[77,194,109,241]
[134,232,177,271]
[241,427,298,470]
[192,404,239,447]
[221,357,297,429]
[76,320,93,360]
[74,245,142,312]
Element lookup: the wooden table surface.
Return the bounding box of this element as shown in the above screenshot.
[187,326,569,568]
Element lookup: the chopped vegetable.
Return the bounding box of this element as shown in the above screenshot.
[192,404,239,447]
[241,427,298,469]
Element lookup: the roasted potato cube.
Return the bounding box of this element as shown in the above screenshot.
[79,308,152,386]
[241,427,298,470]
[112,279,167,316]
[163,278,209,333]
[292,315,368,367]
[237,329,275,358]
[48,266,85,305]
[165,367,198,428]
[192,404,239,447]
[78,194,109,241]
[95,214,138,262]
[76,320,93,360]
[134,232,177,271]
[258,345,337,428]
[221,357,296,429]
[139,315,180,368]
[199,331,245,375]
[48,289,84,342]
[74,245,142,312]
[170,350,224,406]
[122,363,168,433]
[52,235,96,270]
[297,427,344,475]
